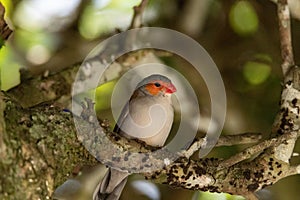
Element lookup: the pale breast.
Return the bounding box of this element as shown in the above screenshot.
[119,95,174,147]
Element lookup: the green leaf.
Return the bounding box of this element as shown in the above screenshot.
[243,61,271,85]
[229,1,259,36]
[193,191,245,200]
[197,191,227,200]
[95,80,117,111]
[0,46,21,91]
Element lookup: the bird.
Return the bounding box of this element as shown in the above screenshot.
[95,74,177,200]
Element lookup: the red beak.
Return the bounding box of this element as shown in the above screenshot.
[165,83,177,94]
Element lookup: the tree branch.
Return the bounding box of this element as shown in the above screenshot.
[182,133,262,158]
[267,0,300,166]
[0,92,294,199]
[6,50,154,108]
[277,0,294,76]
[129,0,148,29]
[0,94,98,199]
[0,2,12,42]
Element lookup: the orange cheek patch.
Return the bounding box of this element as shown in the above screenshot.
[145,84,160,95]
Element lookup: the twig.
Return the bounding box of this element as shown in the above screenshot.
[216,132,262,146]
[129,0,148,29]
[277,0,294,76]
[181,133,262,158]
[218,138,276,169]
[218,131,296,168]
[287,164,300,176]
[267,1,300,165]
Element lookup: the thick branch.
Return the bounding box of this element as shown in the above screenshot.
[6,50,153,108]
[145,155,292,200]
[0,93,98,199]
[0,92,287,200]
[75,99,298,199]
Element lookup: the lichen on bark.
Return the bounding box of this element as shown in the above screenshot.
[0,97,97,199]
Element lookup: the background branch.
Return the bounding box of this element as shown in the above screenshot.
[277,0,294,76]
[129,0,148,29]
[0,2,12,42]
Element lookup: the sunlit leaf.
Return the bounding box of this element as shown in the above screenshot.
[95,80,117,111]
[108,0,141,10]
[243,61,271,85]
[227,195,246,200]
[229,1,259,36]
[193,191,227,200]
[193,191,245,200]
[0,46,20,91]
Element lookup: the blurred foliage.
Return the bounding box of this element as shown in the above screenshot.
[208,145,240,159]
[229,0,259,36]
[95,80,117,111]
[0,0,12,48]
[243,61,271,85]
[0,0,13,18]
[14,29,57,53]
[0,46,20,91]
[194,191,245,200]
[14,29,57,64]
[79,0,141,39]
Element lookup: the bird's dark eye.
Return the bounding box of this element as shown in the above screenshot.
[154,82,161,87]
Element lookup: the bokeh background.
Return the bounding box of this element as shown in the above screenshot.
[0,0,299,199]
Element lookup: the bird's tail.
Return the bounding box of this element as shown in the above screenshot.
[93,168,129,200]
